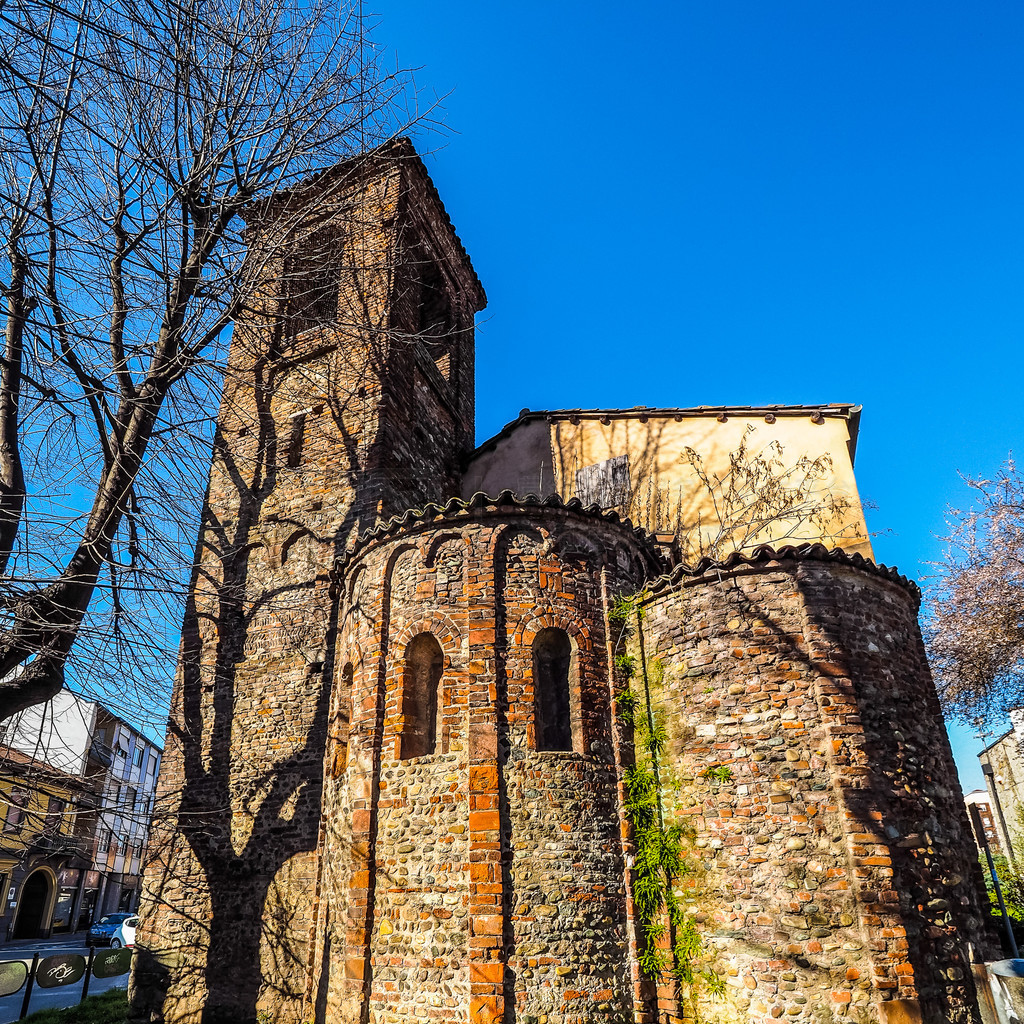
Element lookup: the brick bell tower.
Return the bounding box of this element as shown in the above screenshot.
[135,140,486,1024]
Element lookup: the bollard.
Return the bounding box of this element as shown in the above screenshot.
[80,947,95,1004]
[19,953,38,1020]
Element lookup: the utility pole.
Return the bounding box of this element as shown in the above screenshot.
[976,724,1020,957]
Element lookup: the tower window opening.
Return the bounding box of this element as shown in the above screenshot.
[417,260,455,383]
[418,262,454,341]
[331,663,353,778]
[533,628,573,751]
[280,232,342,344]
[401,633,443,759]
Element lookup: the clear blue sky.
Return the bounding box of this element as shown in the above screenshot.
[372,0,1024,791]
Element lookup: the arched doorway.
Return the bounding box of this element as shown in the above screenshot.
[14,870,52,940]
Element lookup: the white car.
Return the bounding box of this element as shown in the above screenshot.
[111,915,138,948]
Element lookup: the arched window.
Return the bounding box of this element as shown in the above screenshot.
[533,628,573,751]
[401,633,443,759]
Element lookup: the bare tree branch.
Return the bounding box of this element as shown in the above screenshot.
[0,0,419,721]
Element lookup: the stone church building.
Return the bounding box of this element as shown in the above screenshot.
[133,141,991,1024]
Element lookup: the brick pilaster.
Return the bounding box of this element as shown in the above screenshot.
[467,541,505,1024]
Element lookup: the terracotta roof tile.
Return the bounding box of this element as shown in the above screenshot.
[642,542,919,606]
[338,490,662,570]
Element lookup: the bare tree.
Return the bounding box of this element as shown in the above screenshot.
[0,0,412,720]
[927,459,1024,726]
[668,425,858,562]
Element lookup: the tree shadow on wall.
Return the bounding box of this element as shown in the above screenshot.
[132,175,479,1021]
[136,314,408,1023]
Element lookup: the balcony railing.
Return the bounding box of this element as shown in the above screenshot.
[29,831,89,858]
[87,739,114,768]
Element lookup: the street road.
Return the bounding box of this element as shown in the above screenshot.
[0,937,129,1023]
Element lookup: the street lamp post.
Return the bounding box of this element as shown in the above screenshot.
[977,724,1020,957]
[982,759,1018,867]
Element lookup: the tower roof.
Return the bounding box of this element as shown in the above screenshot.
[244,137,486,310]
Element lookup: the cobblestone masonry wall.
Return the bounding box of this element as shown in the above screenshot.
[312,499,657,1024]
[134,146,484,1024]
[640,555,991,1024]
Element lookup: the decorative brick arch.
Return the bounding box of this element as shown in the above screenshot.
[423,530,467,567]
[344,562,366,605]
[487,519,547,560]
[388,609,463,661]
[328,660,355,779]
[516,611,593,653]
[378,540,419,622]
[280,526,324,566]
[552,527,603,566]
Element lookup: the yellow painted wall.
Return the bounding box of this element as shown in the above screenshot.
[548,412,872,560]
[0,767,82,865]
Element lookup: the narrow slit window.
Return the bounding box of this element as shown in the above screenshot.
[417,260,455,383]
[286,412,306,468]
[533,628,573,751]
[401,633,443,759]
[331,663,353,778]
[417,262,454,342]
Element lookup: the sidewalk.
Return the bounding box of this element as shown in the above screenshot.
[0,930,91,955]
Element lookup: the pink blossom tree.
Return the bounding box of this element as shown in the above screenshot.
[927,459,1024,726]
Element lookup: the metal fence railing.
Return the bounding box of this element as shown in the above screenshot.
[0,947,132,1020]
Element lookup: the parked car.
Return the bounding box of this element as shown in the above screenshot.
[87,912,135,946]
[111,915,138,949]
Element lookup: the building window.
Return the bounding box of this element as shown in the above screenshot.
[44,796,65,835]
[418,262,453,336]
[533,628,573,752]
[400,634,443,759]
[415,259,457,384]
[3,790,28,833]
[286,412,307,468]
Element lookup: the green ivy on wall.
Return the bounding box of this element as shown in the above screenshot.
[610,594,725,1014]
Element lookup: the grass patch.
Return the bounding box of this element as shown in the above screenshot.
[22,988,127,1024]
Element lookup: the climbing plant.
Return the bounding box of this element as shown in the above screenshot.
[610,594,725,1013]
